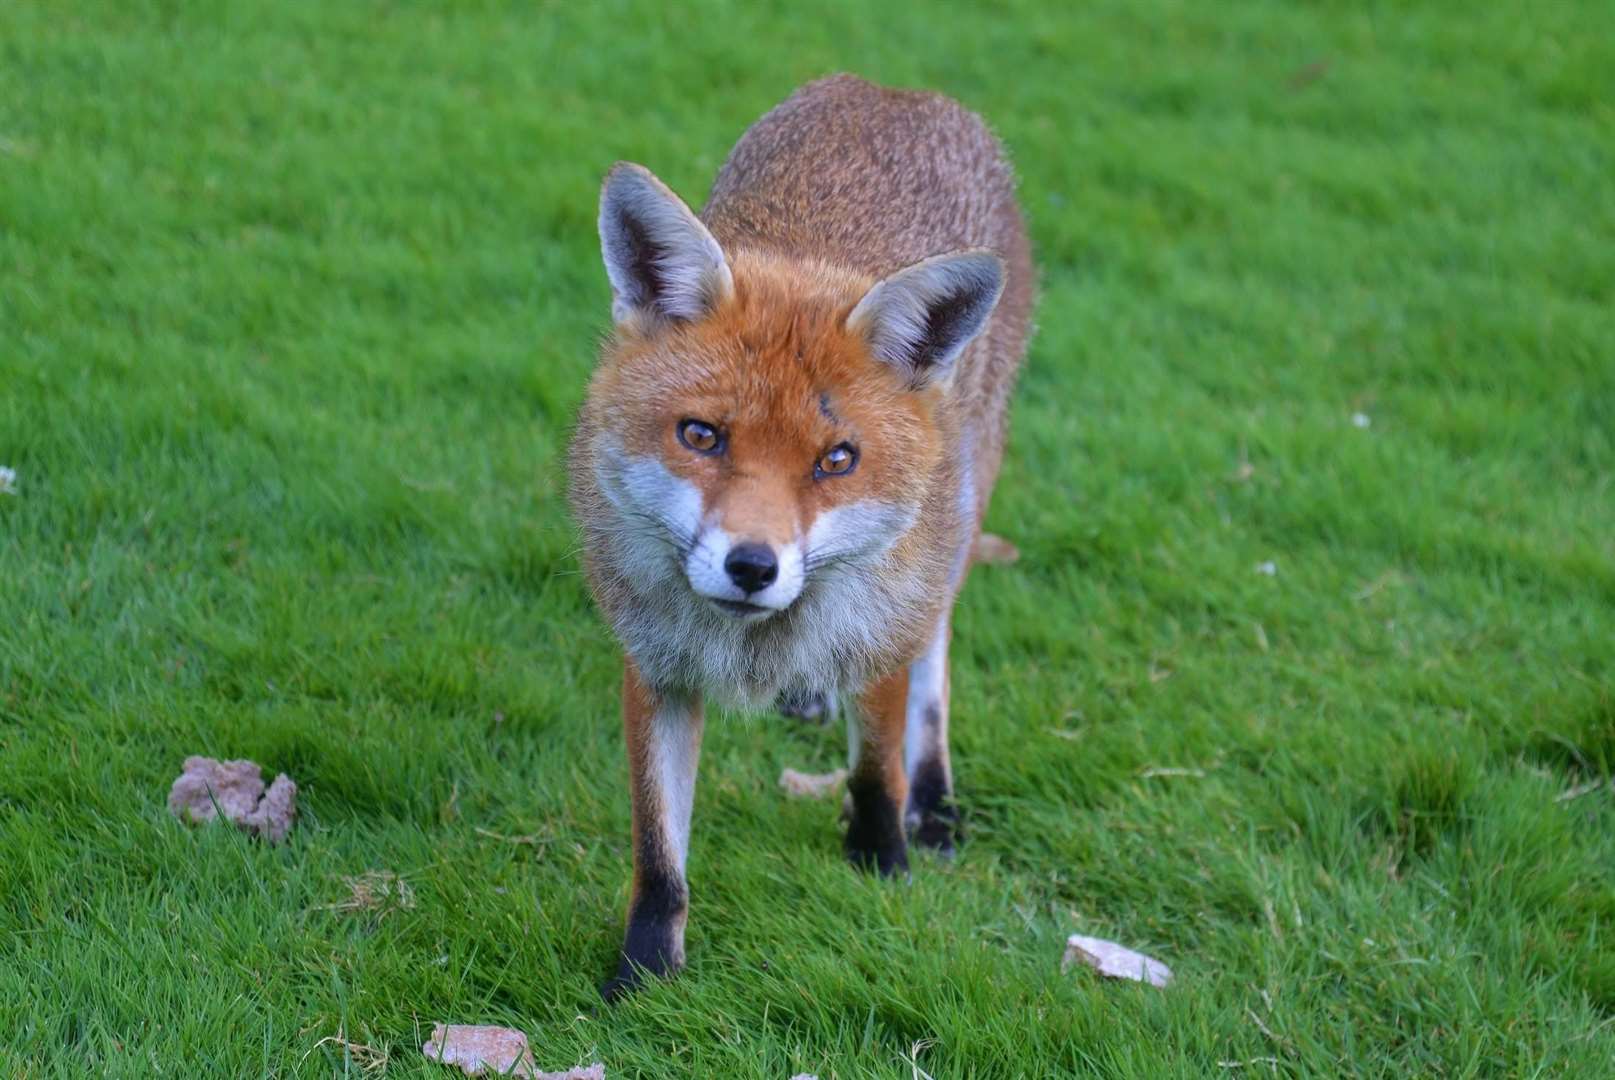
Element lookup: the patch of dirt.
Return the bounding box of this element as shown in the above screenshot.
[317,871,416,920]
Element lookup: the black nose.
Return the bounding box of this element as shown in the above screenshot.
[724,543,778,594]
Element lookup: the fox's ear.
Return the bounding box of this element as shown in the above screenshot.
[599,162,733,325]
[846,250,1004,388]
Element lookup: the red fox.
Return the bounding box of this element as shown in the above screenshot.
[569,74,1033,999]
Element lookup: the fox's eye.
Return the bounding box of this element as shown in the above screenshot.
[677,419,721,454]
[816,443,858,478]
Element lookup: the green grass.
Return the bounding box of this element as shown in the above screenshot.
[3,0,1613,1075]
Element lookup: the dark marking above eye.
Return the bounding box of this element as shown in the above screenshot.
[818,392,838,423]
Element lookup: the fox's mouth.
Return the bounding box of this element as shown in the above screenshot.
[709,597,773,618]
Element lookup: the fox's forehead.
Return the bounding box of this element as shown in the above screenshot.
[663,340,885,444]
[607,295,918,440]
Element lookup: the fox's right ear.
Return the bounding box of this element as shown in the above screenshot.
[599,163,733,326]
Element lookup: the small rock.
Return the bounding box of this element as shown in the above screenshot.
[167,756,297,844]
[1255,560,1277,576]
[422,1024,602,1079]
[1351,412,1371,428]
[779,767,848,799]
[0,465,16,495]
[1062,934,1172,987]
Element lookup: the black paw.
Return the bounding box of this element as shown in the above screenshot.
[844,775,909,877]
[599,965,642,1003]
[776,687,829,724]
[906,757,961,856]
[910,807,961,858]
[846,832,910,877]
[601,884,685,1002]
[600,951,680,1002]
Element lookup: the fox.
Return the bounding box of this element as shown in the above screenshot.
[568,74,1033,1000]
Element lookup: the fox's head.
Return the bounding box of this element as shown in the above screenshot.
[579,163,1002,631]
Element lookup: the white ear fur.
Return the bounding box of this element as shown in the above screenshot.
[599,162,733,325]
[846,250,1005,387]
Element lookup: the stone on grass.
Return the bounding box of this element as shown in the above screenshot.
[779,767,848,799]
[167,756,297,844]
[1062,934,1172,988]
[421,1024,602,1079]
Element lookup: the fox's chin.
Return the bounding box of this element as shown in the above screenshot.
[706,597,780,620]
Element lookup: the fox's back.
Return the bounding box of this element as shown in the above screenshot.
[703,74,1033,510]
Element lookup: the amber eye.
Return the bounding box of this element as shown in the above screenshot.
[816,443,858,478]
[677,419,721,454]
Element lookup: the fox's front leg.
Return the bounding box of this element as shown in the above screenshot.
[844,667,911,876]
[601,661,703,1002]
[904,615,959,854]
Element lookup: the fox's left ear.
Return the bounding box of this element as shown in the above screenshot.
[846,250,1005,388]
[599,162,733,326]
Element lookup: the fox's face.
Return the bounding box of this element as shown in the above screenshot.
[580,164,1002,639]
[589,285,933,621]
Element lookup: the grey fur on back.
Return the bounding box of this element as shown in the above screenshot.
[703,74,1026,279]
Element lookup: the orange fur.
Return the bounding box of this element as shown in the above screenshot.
[581,247,953,650]
[570,74,1034,999]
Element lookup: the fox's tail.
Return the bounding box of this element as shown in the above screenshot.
[971,532,1020,566]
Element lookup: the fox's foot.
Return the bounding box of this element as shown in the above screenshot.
[906,758,962,857]
[909,806,961,857]
[600,881,687,1002]
[775,687,829,724]
[599,967,640,1003]
[600,946,682,1003]
[846,823,909,877]
[844,774,910,877]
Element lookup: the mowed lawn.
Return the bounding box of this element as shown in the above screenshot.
[3,0,1613,1075]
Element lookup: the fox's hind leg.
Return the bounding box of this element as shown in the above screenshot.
[903,616,960,855]
[775,686,829,724]
[601,661,704,1002]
